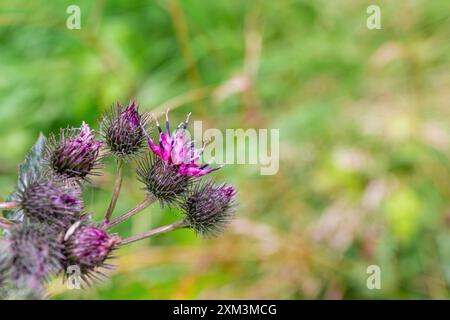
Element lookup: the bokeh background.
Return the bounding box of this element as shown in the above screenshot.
[1,0,450,299]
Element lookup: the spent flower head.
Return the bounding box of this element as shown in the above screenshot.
[46,122,103,181]
[100,101,149,160]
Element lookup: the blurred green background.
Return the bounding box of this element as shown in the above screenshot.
[1,0,450,299]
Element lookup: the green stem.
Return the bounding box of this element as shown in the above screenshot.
[105,195,156,230]
[120,219,187,245]
[103,160,124,223]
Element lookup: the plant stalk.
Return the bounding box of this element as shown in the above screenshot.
[121,219,187,245]
[0,202,18,209]
[103,159,124,223]
[105,195,156,230]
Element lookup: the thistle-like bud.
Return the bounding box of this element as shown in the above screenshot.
[136,154,193,207]
[180,180,236,237]
[144,111,222,177]
[63,222,121,283]
[100,101,149,160]
[7,224,64,285]
[18,180,83,229]
[45,122,103,181]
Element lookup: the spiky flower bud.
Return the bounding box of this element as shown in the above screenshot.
[64,222,121,281]
[145,111,222,177]
[18,180,83,228]
[46,122,103,181]
[7,224,64,285]
[100,101,149,159]
[136,154,192,207]
[180,180,236,237]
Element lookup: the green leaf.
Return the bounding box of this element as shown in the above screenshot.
[4,133,47,221]
[16,133,47,191]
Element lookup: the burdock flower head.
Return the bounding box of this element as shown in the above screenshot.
[137,111,222,207]
[146,111,222,177]
[63,221,121,283]
[100,101,148,160]
[136,154,192,207]
[18,179,83,229]
[180,179,236,237]
[46,122,103,181]
[7,224,64,285]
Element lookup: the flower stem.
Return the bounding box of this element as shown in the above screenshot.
[0,202,18,209]
[0,217,16,229]
[121,219,188,245]
[103,159,124,223]
[105,195,156,230]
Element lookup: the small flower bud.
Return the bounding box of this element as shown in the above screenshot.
[136,154,193,207]
[64,223,121,280]
[100,101,149,159]
[180,180,236,237]
[46,122,103,181]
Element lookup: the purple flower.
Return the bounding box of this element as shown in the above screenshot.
[123,102,142,127]
[19,180,83,229]
[145,111,222,177]
[64,223,121,280]
[180,180,236,237]
[100,101,148,159]
[46,122,103,180]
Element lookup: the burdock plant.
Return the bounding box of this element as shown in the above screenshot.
[0,102,237,299]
